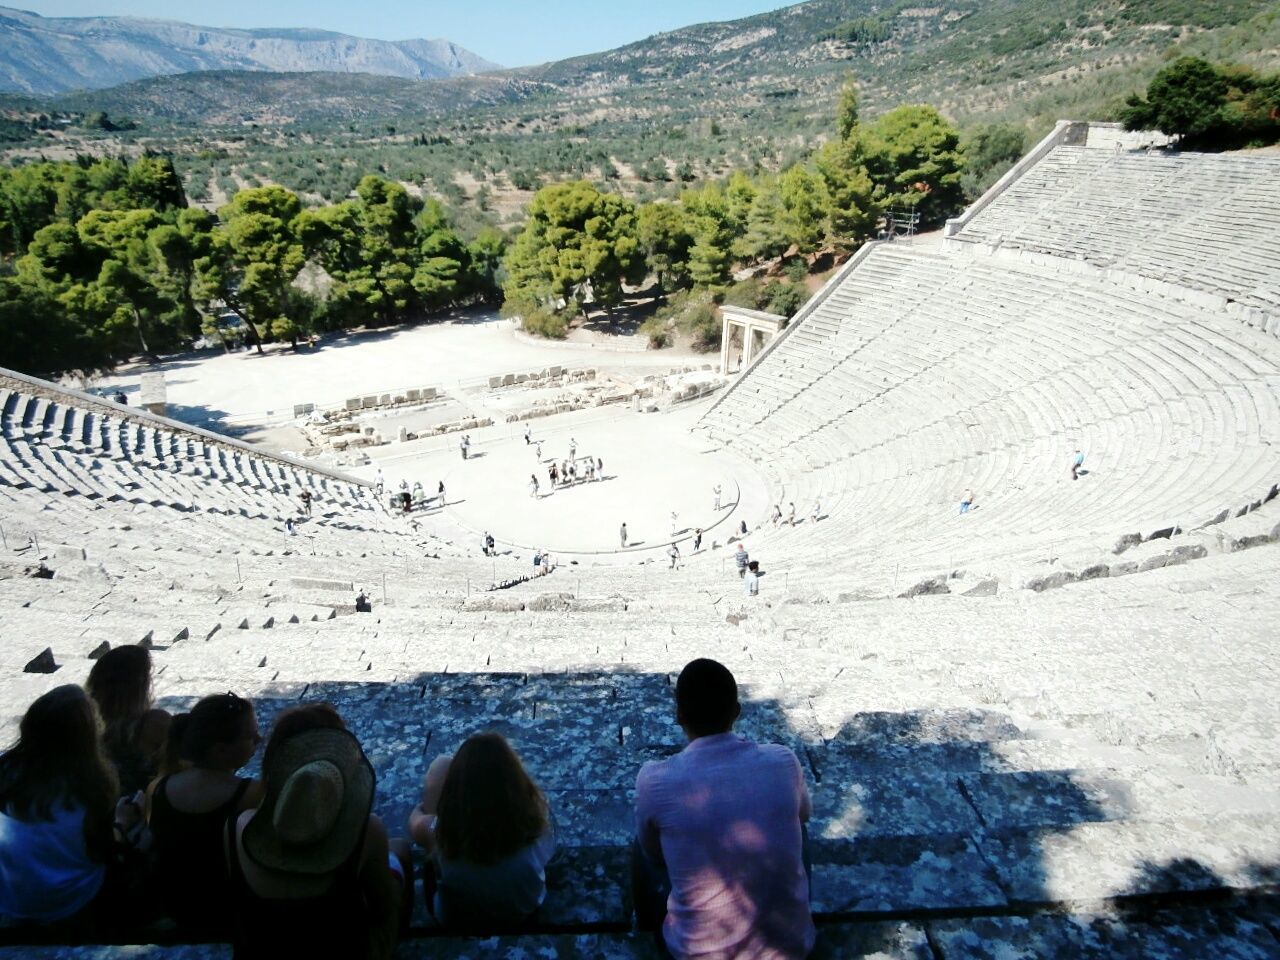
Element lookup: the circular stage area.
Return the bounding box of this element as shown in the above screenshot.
[385,404,763,558]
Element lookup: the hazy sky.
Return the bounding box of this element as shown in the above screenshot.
[21,1,788,67]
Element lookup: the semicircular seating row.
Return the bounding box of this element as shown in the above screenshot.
[697,242,1280,592]
[946,144,1280,313]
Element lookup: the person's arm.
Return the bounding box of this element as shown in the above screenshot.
[359,815,399,960]
[409,754,451,851]
[634,766,664,867]
[793,753,811,823]
[238,777,265,813]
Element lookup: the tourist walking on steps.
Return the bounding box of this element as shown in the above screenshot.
[810,501,821,525]
[460,436,468,460]
[713,485,722,512]
[534,441,543,460]
[668,543,681,570]
[620,523,628,548]
[285,518,296,538]
[743,560,760,597]
[375,469,384,497]
[670,511,679,537]
[693,529,702,552]
[412,482,424,508]
[529,475,539,498]
[632,659,815,960]
[771,504,782,526]
[596,457,603,477]
[438,481,446,506]
[569,438,577,460]
[959,489,974,514]
[735,543,749,578]
[355,590,372,613]
[524,425,531,445]
[787,502,796,526]
[549,463,558,488]
[739,519,748,537]
[300,490,313,517]
[1071,448,1085,481]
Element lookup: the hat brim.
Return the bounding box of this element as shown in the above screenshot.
[244,727,375,876]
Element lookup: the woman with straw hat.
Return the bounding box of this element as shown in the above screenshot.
[225,704,408,959]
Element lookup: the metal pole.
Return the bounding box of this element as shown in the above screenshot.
[32,533,39,555]
[382,572,387,606]
[0,524,5,550]
[236,558,242,583]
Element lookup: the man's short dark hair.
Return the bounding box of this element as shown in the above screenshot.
[676,659,739,736]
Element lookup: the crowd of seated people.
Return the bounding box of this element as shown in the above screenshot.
[0,655,816,960]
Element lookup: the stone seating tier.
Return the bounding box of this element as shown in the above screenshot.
[948,145,1280,312]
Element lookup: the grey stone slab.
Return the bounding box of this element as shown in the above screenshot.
[516,741,675,790]
[546,788,634,847]
[393,932,660,958]
[928,906,1280,959]
[812,921,933,959]
[809,833,1007,914]
[810,771,981,839]
[824,709,1026,747]
[539,845,632,926]
[973,815,1280,904]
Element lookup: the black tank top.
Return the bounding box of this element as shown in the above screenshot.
[225,814,371,959]
[150,775,251,932]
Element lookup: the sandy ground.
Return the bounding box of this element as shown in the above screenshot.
[368,401,770,558]
[93,314,703,428]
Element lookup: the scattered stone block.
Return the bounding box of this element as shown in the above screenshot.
[962,578,999,597]
[406,389,421,402]
[526,593,574,612]
[361,396,378,409]
[1077,563,1109,581]
[1026,571,1078,592]
[1112,532,1142,554]
[55,544,86,561]
[293,403,314,417]
[901,576,951,597]
[23,647,57,674]
[345,398,362,412]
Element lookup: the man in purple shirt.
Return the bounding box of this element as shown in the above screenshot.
[633,659,815,960]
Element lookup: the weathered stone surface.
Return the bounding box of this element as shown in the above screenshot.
[961,578,999,597]
[461,595,525,612]
[900,576,950,597]
[22,647,57,673]
[1026,570,1078,592]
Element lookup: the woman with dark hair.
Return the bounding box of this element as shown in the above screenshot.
[148,693,263,933]
[85,646,171,797]
[408,732,556,930]
[225,702,409,960]
[0,685,118,923]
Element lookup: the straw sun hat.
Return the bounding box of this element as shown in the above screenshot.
[243,727,375,875]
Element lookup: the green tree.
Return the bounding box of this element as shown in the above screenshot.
[813,139,879,249]
[297,174,422,326]
[502,180,644,320]
[861,105,966,228]
[637,201,694,297]
[778,165,829,255]
[734,177,790,263]
[1121,57,1228,143]
[204,185,307,349]
[959,124,1027,200]
[835,74,861,142]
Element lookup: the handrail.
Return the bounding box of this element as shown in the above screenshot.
[0,365,371,488]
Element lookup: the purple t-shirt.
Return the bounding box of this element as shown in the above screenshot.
[636,733,815,960]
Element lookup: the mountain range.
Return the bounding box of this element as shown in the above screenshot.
[0,6,500,94]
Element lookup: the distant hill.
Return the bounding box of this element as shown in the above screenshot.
[0,6,501,94]
[48,71,550,126]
